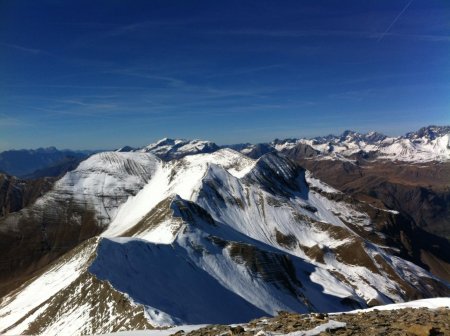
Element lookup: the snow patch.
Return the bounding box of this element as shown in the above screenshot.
[346,297,450,314]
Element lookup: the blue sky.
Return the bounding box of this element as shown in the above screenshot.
[0,0,449,150]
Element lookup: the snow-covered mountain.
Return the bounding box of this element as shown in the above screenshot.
[125,125,450,164]
[1,148,448,335]
[272,126,450,162]
[118,138,219,161]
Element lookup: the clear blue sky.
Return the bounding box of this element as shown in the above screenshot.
[0,0,449,150]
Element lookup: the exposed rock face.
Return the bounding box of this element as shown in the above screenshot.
[0,173,54,217]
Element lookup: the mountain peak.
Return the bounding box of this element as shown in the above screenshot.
[141,138,220,160]
[405,125,450,140]
[341,130,358,137]
[154,137,179,146]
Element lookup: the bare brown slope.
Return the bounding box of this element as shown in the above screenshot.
[295,159,450,239]
[284,149,450,282]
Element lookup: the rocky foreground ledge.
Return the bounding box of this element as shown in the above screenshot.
[103,299,450,336]
[181,307,450,336]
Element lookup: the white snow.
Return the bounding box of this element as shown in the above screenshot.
[304,171,341,194]
[345,297,450,313]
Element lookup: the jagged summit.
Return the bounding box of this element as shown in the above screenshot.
[137,138,220,160]
[311,130,387,144]
[116,145,136,152]
[405,125,450,140]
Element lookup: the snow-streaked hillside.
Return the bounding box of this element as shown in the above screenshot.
[53,152,161,224]
[0,151,161,231]
[1,148,448,336]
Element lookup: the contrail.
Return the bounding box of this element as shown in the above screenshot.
[377,0,413,42]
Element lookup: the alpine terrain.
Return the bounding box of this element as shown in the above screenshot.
[0,126,449,335]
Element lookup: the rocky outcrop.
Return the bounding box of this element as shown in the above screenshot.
[179,306,450,336]
[0,173,54,217]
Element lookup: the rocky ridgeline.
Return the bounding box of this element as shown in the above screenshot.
[170,308,450,336]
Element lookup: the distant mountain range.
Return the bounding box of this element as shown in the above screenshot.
[233,125,450,162]
[1,126,448,179]
[113,125,450,162]
[0,147,98,178]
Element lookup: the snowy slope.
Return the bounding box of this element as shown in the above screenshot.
[0,151,161,232]
[0,148,448,335]
[51,151,161,224]
[102,149,255,238]
[345,297,450,314]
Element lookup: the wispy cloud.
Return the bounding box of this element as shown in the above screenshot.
[55,99,118,110]
[104,68,185,87]
[206,64,284,79]
[69,18,209,49]
[377,0,413,42]
[0,114,27,127]
[213,28,450,42]
[329,89,376,102]
[0,42,44,55]
[97,18,206,37]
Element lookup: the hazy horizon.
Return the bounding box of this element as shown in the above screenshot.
[1,124,448,152]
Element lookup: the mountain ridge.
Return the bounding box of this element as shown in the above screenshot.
[0,126,449,335]
[1,147,448,335]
